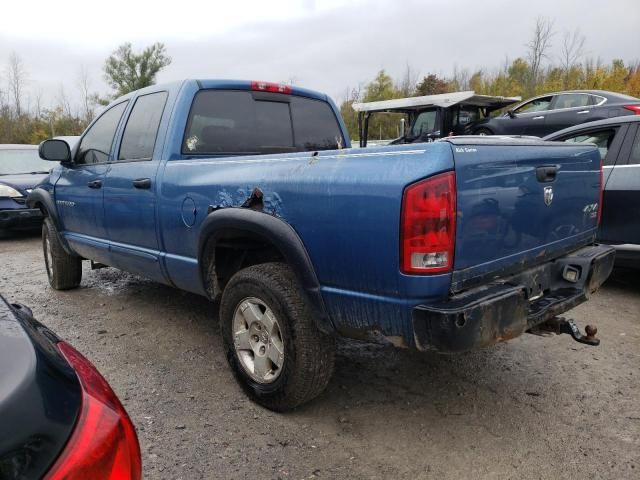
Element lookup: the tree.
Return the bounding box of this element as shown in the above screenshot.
[525,16,554,95]
[6,53,27,116]
[415,74,451,96]
[77,65,95,122]
[560,29,586,88]
[363,70,398,102]
[103,42,172,97]
[397,64,419,97]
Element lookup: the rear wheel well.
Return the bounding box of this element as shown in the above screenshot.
[202,230,286,299]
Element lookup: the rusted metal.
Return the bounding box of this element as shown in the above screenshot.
[531,317,600,346]
[241,187,264,211]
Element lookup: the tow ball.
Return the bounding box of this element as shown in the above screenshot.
[529,317,600,346]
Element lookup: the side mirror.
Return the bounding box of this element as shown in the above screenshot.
[507,109,516,119]
[39,139,71,162]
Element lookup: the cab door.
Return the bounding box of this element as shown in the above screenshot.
[102,91,169,282]
[508,95,554,136]
[54,101,128,264]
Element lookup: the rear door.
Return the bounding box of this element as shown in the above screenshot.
[599,124,640,246]
[102,91,168,281]
[545,93,593,134]
[450,138,601,291]
[54,101,128,263]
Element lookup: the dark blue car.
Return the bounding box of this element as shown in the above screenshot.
[0,144,55,232]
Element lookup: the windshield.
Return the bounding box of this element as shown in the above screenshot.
[411,110,438,136]
[0,148,55,175]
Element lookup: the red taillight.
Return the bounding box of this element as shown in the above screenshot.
[401,171,456,274]
[623,105,640,115]
[597,159,603,226]
[250,80,292,94]
[46,342,141,480]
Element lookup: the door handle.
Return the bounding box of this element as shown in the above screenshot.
[132,178,151,189]
[577,110,590,115]
[536,165,558,183]
[87,179,102,189]
[533,116,545,120]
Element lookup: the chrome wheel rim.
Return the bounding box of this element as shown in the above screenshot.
[232,297,285,384]
[44,234,53,279]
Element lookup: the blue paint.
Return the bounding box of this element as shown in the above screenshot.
[35,80,601,346]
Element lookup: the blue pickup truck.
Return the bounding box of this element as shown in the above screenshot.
[29,79,615,411]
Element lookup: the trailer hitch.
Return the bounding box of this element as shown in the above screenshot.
[529,317,600,346]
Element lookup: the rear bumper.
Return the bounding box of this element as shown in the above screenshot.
[0,208,43,229]
[412,244,615,352]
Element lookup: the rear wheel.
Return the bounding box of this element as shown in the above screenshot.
[475,128,493,136]
[42,217,82,290]
[219,262,335,411]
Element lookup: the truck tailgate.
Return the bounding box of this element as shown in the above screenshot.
[449,138,601,293]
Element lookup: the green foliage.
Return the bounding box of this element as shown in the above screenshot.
[103,42,172,97]
[363,70,399,102]
[0,109,87,144]
[415,74,453,96]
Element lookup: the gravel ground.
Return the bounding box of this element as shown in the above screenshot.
[1,231,639,480]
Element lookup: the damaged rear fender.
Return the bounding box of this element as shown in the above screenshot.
[197,208,334,334]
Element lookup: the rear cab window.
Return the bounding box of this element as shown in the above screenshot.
[182,90,344,155]
[119,92,168,161]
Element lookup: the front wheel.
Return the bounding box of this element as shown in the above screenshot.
[43,217,82,290]
[219,263,335,411]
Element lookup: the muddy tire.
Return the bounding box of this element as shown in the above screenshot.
[42,217,82,290]
[220,262,335,411]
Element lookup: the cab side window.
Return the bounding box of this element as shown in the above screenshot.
[76,101,128,165]
[515,96,553,114]
[118,92,168,161]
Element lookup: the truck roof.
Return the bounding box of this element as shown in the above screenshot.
[352,91,521,113]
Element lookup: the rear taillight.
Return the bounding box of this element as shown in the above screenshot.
[623,105,640,115]
[597,159,603,226]
[401,171,456,274]
[46,342,141,480]
[250,81,292,94]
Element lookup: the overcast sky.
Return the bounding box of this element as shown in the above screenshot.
[0,0,639,111]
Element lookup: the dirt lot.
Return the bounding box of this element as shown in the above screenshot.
[1,232,638,480]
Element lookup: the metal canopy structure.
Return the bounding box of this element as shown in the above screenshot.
[352,91,521,113]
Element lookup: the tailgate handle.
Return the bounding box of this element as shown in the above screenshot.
[536,165,558,183]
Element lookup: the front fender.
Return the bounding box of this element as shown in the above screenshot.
[198,208,333,334]
[26,187,73,255]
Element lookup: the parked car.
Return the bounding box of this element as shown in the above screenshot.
[0,295,141,479]
[467,90,640,137]
[352,90,521,146]
[544,115,640,267]
[29,79,614,411]
[0,139,77,234]
[0,145,52,232]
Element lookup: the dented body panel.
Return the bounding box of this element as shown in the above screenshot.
[30,80,612,351]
